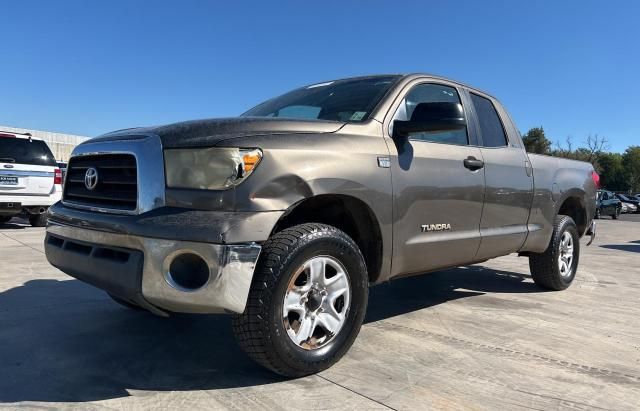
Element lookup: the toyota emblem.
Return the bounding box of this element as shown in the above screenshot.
[84,167,99,190]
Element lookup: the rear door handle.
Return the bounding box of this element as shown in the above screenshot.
[463,157,484,171]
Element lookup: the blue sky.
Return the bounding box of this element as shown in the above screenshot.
[1,0,638,152]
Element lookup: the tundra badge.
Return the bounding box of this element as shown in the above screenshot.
[421,223,452,232]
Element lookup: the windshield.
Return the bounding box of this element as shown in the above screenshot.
[0,138,57,166]
[242,76,401,123]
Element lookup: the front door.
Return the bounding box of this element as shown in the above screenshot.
[386,82,486,277]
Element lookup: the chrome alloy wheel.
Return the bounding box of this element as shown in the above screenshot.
[558,231,575,277]
[283,256,351,350]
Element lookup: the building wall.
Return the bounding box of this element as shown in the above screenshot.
[0,125,90,162]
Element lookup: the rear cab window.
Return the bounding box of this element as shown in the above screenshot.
[469,93,508,147]
[0,138,57,166]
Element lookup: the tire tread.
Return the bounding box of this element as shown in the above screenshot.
[232,223,367,377]
[529,215,578,291]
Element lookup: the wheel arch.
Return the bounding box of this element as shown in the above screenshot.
[271,194,385,283]
[556,192,588,236]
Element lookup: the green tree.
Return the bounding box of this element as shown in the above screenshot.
[622,146,640,193]
[598,152,628,191]
[522,127,551,154]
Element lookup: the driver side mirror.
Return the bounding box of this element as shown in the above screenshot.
[392,102,467,140]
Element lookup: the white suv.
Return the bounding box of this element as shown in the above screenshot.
[0,131,62,226]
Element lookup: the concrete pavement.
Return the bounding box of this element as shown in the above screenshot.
[0,217,638,410]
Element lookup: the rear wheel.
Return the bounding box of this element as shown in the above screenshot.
[28,212,48,227]
[232,223,368,377]
[594,209,600,219]
[529,215,580,291]
[612,209,619,219]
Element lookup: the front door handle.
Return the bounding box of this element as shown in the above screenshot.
[463,156,484,171]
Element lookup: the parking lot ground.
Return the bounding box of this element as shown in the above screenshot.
[0,217,639,410]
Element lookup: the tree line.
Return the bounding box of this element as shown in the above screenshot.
[522,127,640,193]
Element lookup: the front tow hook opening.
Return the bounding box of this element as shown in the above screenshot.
[165,251,211,292]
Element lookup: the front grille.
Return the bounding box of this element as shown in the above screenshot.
[63,154,138,211]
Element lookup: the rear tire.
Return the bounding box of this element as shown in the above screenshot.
[612,210,619,220]
[594,209,600,219]
[232,223,368,377]
[28,213,48,227]
[529,215,580,291]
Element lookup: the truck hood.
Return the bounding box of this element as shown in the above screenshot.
[85,117,345,148]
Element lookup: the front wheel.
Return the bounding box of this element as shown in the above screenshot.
[232,223,368,377]
[529,215,580,291]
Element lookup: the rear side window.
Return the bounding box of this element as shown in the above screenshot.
[0,138,57,166]
[470,93,508,147]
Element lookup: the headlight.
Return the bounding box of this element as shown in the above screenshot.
[164,147,262,190]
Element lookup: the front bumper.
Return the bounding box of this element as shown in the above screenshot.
[45,222,261,315]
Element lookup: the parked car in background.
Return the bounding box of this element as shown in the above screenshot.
[596,190,621,219]
[0,131,62,226]
[620,202,627,214]
[615,193,640,213]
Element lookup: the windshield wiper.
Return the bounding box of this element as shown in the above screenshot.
[0,157,16,163]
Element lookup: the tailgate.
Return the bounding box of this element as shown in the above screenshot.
[0,163,55,196]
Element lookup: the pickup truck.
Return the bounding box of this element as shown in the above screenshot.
[44,74,598,377]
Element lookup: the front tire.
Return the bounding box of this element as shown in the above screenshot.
[529,215,580,291]
[232,223,368,377]
[29,213,48,227]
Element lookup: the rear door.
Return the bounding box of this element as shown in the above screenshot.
[0,137,57,196]
[385,81,486,277]
[465,91,534,260]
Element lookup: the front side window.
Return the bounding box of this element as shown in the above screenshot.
[391,83,468,145]
[470,93,508,148]
[242,76,401,123]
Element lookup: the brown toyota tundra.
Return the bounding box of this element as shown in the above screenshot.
[45,74,598,376]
